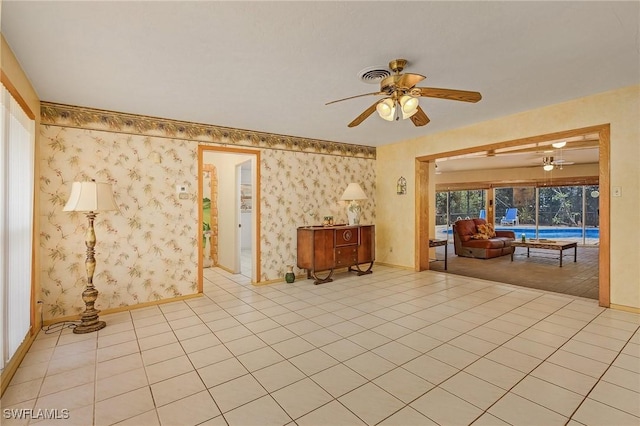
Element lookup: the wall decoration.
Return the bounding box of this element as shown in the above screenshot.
[240,183,252,212]
[397,176,407,195]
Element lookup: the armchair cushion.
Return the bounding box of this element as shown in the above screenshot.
[476,223,496,238]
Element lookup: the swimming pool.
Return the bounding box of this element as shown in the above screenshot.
[447,226,599,239]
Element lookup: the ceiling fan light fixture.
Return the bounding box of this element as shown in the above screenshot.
[552,141,567,149]
[400,95,418,113]
[542,156,555,171]
[376,98,396,121]
[399,95,419,119]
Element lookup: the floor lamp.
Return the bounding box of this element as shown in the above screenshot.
[63,180,118,334]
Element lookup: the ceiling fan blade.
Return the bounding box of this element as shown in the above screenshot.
[416,87,482,103]
[410,106,430,127]
[326,92,384,105]
[347,102,378,127]
[396,73,426,89]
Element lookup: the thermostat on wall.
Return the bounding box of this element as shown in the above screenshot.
[176,185,189,199]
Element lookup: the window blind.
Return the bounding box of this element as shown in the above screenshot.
[1,83,35,371]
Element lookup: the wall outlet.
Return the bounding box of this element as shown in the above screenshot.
[178,193,189,200]
[612,186,622,197]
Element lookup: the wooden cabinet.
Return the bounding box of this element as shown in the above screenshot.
[297,225,375,284]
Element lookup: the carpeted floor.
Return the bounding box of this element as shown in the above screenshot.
[429,243,599,300]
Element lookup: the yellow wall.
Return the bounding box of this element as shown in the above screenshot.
[377,85,640,309]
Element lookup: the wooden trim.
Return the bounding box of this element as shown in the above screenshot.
[609,303,640,314]
[598,125,610,307]
[254,150,262,283]
[416,125,608,163]
[42,293,203,325]
[415,159,430,271]
[0,70,36,120]
[199,145,261,283]
[198,146,205,293]
[1,327,36,397]
[374,261,414,270]
[488,187,495,224]
[416,124,610,307]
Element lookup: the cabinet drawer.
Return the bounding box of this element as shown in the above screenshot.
[335,247,357,266]
[335,228,359,247]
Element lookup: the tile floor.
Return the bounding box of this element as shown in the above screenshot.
[2,266,639,425]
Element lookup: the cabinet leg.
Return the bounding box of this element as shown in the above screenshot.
[312,269,334,285]
[350,262,374,276]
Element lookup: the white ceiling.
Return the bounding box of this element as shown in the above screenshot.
[2,1,639,151]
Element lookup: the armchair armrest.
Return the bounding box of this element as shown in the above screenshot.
[496,230,515,239]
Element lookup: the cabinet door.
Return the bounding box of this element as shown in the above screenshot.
[296,228,313,269]
[312,228,335,272]
[358,225,375,263]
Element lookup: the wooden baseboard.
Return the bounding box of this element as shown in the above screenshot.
[610,303,640,314]
[42,293,203,326]
[1,327,37,397]
[374,261,415,270]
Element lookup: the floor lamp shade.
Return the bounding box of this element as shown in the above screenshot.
[64,180,118,334]
[340,183,367,226]
[64,181,119,212]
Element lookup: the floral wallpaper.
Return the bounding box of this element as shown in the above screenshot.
[39,126,199,320]
[259,150,375,280]
[39,103,375,320]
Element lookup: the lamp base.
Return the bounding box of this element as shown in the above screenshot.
[73,283,106,334]
[74,320,106,334]
[347,201,362,226]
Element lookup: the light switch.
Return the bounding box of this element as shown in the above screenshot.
[176,185,187,194]
[612,186,622,197]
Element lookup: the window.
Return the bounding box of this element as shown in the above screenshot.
[436,189,485,225]
[1,83,35,371]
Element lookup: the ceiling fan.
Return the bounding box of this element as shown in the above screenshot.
[542,156,575,171]
[326,59,482,127]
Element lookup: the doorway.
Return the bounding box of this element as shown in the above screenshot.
[415,124,611,307]
[198,146,261,291]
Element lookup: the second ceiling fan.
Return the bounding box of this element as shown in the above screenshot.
[327,59,482,128]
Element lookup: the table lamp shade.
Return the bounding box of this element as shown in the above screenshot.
[340,183,367,201]
[63,181,118,212]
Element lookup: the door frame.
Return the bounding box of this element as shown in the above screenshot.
[415,124,610,307]
[198,145,261,291]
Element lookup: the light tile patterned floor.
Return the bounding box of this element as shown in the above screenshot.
[3,266,639,425]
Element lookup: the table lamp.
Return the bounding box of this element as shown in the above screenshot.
[340,183,367,225]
